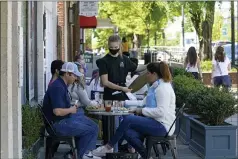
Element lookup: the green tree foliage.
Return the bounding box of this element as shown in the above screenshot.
[212,12,223,41]
[183,1,216,60]
[184,17,194,32]
[95,1,180,48]
[93,29,114,49]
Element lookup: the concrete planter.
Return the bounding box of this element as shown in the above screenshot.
[178,113,199,145]
[189,117,237,159]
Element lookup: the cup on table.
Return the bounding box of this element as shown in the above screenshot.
[104,100,112,112]
[113,101,119,113]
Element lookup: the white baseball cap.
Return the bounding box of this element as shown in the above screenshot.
[60,62,83,77]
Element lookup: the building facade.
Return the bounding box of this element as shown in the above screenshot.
[0,1,57,158]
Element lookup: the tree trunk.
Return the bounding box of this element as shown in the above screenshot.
[202,21,212,60]
[199,39,203,60]
[202,1,215,60]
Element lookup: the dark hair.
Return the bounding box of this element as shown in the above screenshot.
[59,71,73,77]
[147,62,172,82]
[122,37,127,42]
[185,47,197,67]
[51,60,64,75]
[215,46,225,62]
[74,54,82,62]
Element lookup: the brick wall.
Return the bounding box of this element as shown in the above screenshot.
[57,2,65,60]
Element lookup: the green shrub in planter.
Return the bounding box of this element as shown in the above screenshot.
[187,87,237,158]
[22,104,43,149]
[172,67,194,78]
[186,87,237,125]
[173,75,204,109]
[201,60,213,72]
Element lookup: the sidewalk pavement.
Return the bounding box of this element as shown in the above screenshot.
[37,138,201,159]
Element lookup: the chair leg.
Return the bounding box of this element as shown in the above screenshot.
[72,137,78,159]
[45,137,53,159]
[153,144,160,157]
[161,143,167,155]
[145,139,153,159]
[168,140,177,159]
[52,142,60,157]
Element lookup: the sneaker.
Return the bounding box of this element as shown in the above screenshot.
[83,151,102,159]
[92,145,113,157]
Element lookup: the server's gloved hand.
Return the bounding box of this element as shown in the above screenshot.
[121,87,132,93]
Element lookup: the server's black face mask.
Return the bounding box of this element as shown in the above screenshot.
[109,49,120,55]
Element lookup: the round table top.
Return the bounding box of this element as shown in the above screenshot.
[88,111,133,116]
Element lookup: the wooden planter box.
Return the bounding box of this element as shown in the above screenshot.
[189,118,237,159]
[202,72,238,85]
[178,113,199,145]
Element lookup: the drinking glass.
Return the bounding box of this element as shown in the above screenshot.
[113,101,118,113]
[95,92,100,102]
[105,100,112,112]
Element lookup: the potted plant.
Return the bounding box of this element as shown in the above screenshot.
[187,87,237,159]
[22,104,43,158]
[173,75,202,144]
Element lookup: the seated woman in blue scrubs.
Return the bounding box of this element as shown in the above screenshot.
[92,62,176,159]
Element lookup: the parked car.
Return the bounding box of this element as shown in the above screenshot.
[212,41,231,54]
[223,43,238,65]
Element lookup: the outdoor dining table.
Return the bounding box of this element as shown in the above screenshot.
[88,111,133,152]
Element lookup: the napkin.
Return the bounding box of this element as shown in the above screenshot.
[124,100,144,108]
[126,92,137,100]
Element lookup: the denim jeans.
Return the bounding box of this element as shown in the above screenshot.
[108,115,167,158]
[53,114,99,158]
[213,75,231,89]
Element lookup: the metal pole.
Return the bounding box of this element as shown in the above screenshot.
[182,5,185,47]
[155,32,157,46]
[231,1,235,65]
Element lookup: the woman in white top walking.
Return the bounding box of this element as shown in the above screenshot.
[92,62,176,159]
[212,46,231,90]
[184,46,203,80]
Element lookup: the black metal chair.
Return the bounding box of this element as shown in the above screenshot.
[145,104,185,159]
[37,104,78,159]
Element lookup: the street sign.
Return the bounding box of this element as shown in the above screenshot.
[79,1,98,17]
[84,53,93,63]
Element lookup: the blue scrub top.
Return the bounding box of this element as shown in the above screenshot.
[42,77,71,122]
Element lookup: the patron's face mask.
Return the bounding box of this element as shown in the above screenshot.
[109,49,120,55]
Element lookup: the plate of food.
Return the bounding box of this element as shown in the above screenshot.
[117,107,129,113]
[86,106,105,112]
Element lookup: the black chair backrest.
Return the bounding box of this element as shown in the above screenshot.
[37,104,57,136]
[165,103,185,138]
